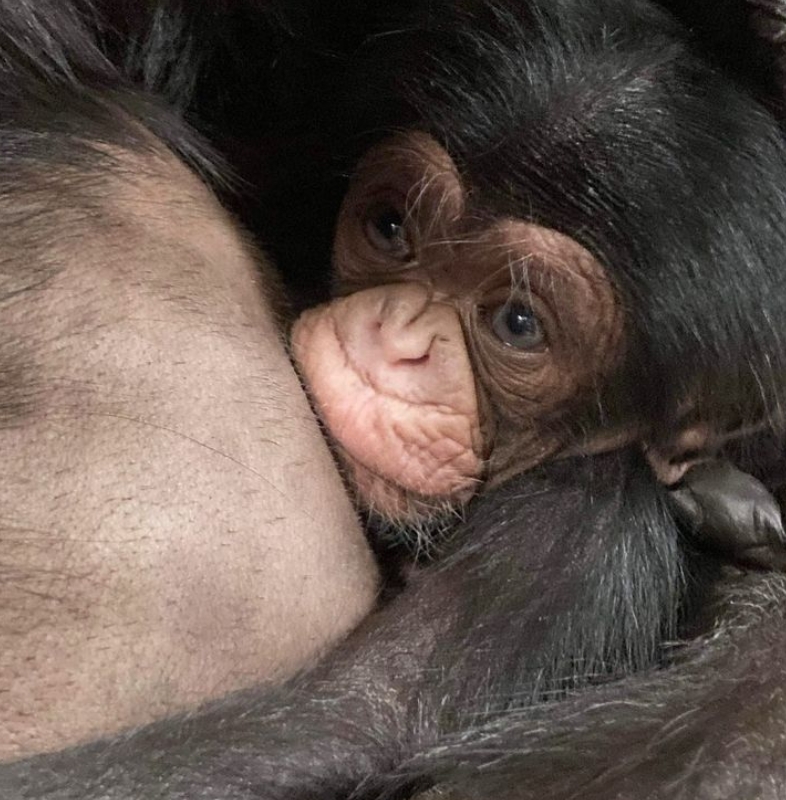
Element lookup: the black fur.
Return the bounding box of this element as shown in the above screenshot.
[4,1,786,799]
[5,451,696,799]
[318,0,786,440]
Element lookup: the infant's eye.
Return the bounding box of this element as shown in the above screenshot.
[364,205,412,259]
[491,301,544,349]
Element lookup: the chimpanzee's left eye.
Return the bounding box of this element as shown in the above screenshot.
[490,301,544,349]
[364,205,412,259]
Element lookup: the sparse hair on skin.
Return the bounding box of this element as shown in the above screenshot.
[0,0,226,284]
[0,0,234,423]
[6,1,786,798]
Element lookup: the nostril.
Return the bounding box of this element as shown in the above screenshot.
[373,315,436,365]
[396,353,430,367]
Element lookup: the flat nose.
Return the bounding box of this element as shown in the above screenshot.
[314,282,475,413]
[376,283,435,365]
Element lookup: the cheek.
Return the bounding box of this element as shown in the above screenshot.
[291,287,483,515]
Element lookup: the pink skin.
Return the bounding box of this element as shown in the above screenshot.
[292,283,483,516]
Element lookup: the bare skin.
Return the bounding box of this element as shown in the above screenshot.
[0,145,379,761]
[292,284,483,517]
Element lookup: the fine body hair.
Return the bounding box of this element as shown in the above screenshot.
[0,0,227,424]
[4,1,786,799]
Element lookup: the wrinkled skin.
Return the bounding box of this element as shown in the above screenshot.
[292,284,483,517]
[0,144,379,760]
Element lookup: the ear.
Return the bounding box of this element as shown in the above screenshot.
[657,0,786,114]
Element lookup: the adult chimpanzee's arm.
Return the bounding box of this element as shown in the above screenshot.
[2,452,688,800]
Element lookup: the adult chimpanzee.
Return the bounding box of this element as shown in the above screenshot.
[0,0,381,761]
[5,1,786,800]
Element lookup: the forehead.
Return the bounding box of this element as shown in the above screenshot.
[352,131,462,195]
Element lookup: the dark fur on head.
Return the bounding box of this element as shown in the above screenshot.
[133,0,786,443]
[322,0,786,444]
[98,3,786,448]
